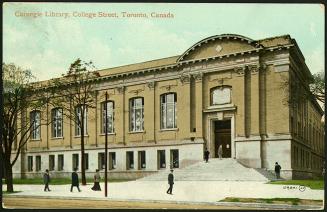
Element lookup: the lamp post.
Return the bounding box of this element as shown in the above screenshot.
[105,91,108,197]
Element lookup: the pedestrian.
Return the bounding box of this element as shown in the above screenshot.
[218,144,223,160]
[71,168,81,192]
[204,148,210,163]
[275,162,282,179]
[91,169,101,191]
[166,169,174,195]
[43,169,51,192]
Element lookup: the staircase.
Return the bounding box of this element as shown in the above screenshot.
[139,158,269,181]
[254,168,283,181]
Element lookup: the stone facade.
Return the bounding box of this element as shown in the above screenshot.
[13,34,324,180]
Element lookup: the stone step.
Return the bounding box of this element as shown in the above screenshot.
[139,158,269,182]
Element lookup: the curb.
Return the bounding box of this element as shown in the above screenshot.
[3,194,323,210]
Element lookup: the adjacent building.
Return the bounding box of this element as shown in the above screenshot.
[13,34,324,180]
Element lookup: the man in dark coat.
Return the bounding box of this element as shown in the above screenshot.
[204,148,210,163]
[166,169,174,194]
[43,169,51,192]
[275,162,281,179]
[71,168,81,192]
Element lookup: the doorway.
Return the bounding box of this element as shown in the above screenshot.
[214,120,231,158]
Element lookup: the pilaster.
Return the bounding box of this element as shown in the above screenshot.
[192,72,203,138]
[179,73,191,139]
[115,86,125,145]
[249,64,260,136]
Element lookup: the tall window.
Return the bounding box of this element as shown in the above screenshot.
[126,151,134,170]
[30,111,41,140]
[84,153,89,170]
[49,155,55,171]
[58,154,64,171]
[36,156,41,171]
[211,86,232,105]
[129,98,144,132]
[75,105,87,136]
[28,156,33,171]
[98,153,105,170]
[161,93,177,129]
[109,152,116,170]
[52,108,63,138]
[102,101,114,134]
[72,154,79,170]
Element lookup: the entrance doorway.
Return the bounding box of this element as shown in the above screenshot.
[214,120,231,158]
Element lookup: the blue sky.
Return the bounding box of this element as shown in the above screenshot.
[3,3,325,81]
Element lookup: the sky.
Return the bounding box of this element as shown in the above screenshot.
[3,3,325,81]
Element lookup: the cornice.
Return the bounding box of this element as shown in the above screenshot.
[32,43,294,92]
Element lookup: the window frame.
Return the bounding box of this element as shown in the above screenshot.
[160,93,177,129]
[101,101,115,134]
[30,110,41,140]
[58,154,64,171]
[75,105,88,136]
[51,108,63,138]
[129,97,144,132]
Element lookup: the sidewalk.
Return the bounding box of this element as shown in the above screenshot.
[4,181,323,205]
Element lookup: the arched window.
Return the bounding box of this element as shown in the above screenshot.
[75,105,88,136]
[101,101,114,133]
[160,93,177,129]
[210,86,232,105]
[51,108,63,138]
[129,97,144,132]
[30,110,41,140]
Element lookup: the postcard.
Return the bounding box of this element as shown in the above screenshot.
[2,2,325,210]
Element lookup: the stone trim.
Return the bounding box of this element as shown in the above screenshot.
[179,73,191,84]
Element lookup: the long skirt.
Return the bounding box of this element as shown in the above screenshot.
[91,182,101,191]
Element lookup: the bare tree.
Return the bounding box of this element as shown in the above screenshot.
[280,71,324,112]
[1,63,50,192]
[49,59,99,185]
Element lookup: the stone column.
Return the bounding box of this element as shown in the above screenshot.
[259,64,267,137]
[146,81,156,143]
[244,66,251,138]
[249,64,260,136]
[179,73,191,140]
[115,86,125,144]
[233,66,246,137]
[193,72,203,138]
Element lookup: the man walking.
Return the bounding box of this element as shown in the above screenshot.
[218,144,223,160]
[166,169,174,195]
[275,162,281,179]
[71,168,81,192]
[204,148,210,163]
[43,169,51,192]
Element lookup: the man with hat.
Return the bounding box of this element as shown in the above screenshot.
[166,169,174,194]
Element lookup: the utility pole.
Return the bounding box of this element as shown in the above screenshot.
[105,91,108,197]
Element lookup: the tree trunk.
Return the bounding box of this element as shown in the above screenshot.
[80,116,86,185]
[5,161,14,192]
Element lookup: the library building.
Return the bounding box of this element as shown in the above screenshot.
[13,34,324,180]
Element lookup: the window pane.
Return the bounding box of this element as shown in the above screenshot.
[130,98,143,132]
[161,94,176,129]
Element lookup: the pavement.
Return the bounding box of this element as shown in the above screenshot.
[3,159,325,209]
[4,181,324,205]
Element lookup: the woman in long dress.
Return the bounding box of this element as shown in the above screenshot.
[91,169,101,191]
